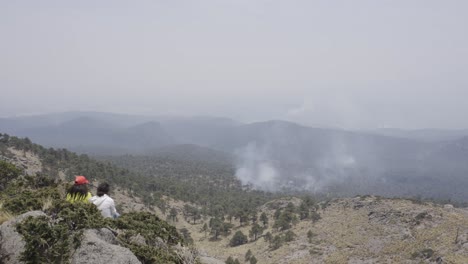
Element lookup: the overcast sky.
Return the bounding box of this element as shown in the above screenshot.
[1,0,467,129]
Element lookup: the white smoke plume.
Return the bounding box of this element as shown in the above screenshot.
[234,142,280,191]
[234,132,360,193]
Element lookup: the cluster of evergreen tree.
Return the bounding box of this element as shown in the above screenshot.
[225,250,258,264]
[99,154,278,218]
[0,133,277,219]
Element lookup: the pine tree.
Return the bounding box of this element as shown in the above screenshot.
[169,208,178,222]
[201,223,208,237]
[260,212,268,226]
[245,249,252,262]
[299,202,310,220]
[229,231,248,247]
[270,235,283,250]
[225,256,235,264]
[249,223,263,241]
[210,217,223,240]
[249,256,258,264]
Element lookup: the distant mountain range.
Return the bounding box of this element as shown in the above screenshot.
[0,112,239,155]
[1,111,468,201]
[366,127,468,142]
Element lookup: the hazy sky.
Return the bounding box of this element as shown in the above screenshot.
[1,0,467,129]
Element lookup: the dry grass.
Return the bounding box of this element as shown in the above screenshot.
[174,245,199,264]
[160,196,468,264]
[98,192,468,264]
[0,202,14,225]
[41,196,54,211]
[0,211,14,225]
[57,183,69,199]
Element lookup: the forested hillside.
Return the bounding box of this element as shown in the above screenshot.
[3,112,468,203]
[0,133,147,192]
[1,133,468,263]
[0,139,189,263]
[100,153,277,218]
[0,133,276,218]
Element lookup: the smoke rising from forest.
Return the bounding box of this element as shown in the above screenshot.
[234,132,362,192]
[234,142,279,191]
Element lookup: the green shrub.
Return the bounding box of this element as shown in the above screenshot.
[411,248,434,259]
[115,212,182,245]
[229,231,248,247]
[16,201,104,264]
[16,199,185,264]
[113,212,184,264]
[307,230,316,243]
[284,230,296,242]
[249,256,257,264]
[17,215,76,264]
[269,235,283,250]
[245,249,252,261]
[225,256,240,264]
[0,160,21,191]
[3,187,60,215]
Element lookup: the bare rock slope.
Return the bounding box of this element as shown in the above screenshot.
[168,196,468,264]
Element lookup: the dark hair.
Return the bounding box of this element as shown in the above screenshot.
[67,184,89,200]
[97,183,110,197]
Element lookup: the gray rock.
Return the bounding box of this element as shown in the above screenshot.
[1,213,141,264]
[199,256,225,264]
[444,204,454,210]
[198,250,224,264]
[457,229,468,246]
[129,233,147,246]
[0,211,46,264]
[93,228,119,245]
[154,237,166,248]
[71,229,141,264]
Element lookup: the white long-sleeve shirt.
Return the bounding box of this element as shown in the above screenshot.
[89,194,119,218]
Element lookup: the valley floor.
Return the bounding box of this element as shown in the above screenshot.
[147,196,468,264]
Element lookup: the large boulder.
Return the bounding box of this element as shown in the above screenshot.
[1,213,141,264]
[0,211,46,264]
[71,228,141,264]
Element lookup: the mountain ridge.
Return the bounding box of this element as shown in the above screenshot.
[1,134,468,263]
[2,112,468,202]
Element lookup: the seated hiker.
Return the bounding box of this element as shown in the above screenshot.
[66,175,92,203]
[89,182,120,218]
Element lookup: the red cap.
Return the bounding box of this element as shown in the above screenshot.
[75,175,89,185]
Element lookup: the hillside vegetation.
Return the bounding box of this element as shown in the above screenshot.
[200,196,468,263]
[0,133,276,219]
[2,133,468,263]
[3,112,468,202]
[0,158,188,263]
[101,154,276,218]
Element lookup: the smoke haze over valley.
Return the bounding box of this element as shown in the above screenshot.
[1,1,468,201]
[1,112,468,203]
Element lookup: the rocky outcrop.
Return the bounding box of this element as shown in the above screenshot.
[0,212,142,264]
[0,211,46,264]
[5,148,43,176]
[71,228,141,264]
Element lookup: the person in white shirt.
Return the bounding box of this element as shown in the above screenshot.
[89,182,120,218]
